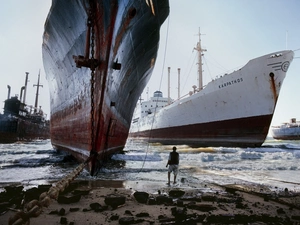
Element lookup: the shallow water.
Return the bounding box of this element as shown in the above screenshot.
[0,137,299,192]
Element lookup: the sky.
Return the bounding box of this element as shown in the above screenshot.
[0,1,51,118]
[0,0,299,134]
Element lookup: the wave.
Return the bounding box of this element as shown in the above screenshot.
[262,144,300,151]
[0,149,55,156]
[240,152,263,160]
[1,155,67,169]
[293,151,300,158]
[111,153,162,162]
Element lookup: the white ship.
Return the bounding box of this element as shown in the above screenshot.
[271,118,300,140]
[129,32,294,147]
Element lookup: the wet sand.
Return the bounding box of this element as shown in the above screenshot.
[1,180,300,225]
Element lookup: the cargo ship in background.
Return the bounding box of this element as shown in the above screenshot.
[42,0,169,174]
[0,72,50,143]
[271,118,300,140]
[129,31,294,147]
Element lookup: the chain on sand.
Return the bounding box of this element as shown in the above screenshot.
[8,163,86,225]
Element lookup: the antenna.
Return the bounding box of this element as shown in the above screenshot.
[286,30,288,50]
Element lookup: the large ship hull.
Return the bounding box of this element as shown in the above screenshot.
[271,128,300,140]
[0,116,49,143]
[42,0,169,173]
[271,118,300,140]
[129,51,294,147]
[0,74,49,143]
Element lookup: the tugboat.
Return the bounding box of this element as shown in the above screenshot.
[0,72,50,143]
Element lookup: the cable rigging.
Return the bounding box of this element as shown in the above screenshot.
[137,14,171,173]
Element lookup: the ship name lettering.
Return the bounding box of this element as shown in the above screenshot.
[219,78,243,89]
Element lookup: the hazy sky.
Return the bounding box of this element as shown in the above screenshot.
[0,1,51,117]
[0,0,299,133]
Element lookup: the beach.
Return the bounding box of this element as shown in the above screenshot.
[1,179,300,225]
[1,139,300,224]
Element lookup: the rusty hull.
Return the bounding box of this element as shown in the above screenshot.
[42,0,169,173]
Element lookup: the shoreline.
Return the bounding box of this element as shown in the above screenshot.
[1,179,300,224]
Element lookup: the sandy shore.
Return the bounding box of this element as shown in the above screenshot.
[1,179,300,225]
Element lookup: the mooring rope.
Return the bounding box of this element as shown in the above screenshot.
[8,157,91,225]
[137,14,171,173]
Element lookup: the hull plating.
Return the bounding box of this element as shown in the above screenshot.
[42,0,169,170]
[129,114,272,147]
[129,51,294,147]
[0,116,49,143]
[271,125,300,140]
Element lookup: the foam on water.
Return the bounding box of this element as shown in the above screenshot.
[111,153,162,162]
[0,138,299,191]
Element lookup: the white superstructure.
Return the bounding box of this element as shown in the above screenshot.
[129,33,294,147]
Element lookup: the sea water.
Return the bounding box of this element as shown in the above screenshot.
[0,138,299,192]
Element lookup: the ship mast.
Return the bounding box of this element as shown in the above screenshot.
[33,70,43,113]
[178,68,180,99]
[194,28,206,91]
[168,67,171,104]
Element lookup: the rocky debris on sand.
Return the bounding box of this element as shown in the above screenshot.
[52,185,300,224]
[1,182,300,224]
[104,195,126,209]
[169,189,185,198]
[0,184,52,214]
[133,191,149,203]
[89,202,108,212]
[57,194,81,204]
[0,186,24,213]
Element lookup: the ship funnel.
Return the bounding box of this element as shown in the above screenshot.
[23,72,29,104]
[7,85,11,99]
[20,86,25,101]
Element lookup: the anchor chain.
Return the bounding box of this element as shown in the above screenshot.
[72,1,99,175]
[8,161,90,225]
[89,3,96,153]
[8,3,100,224]
[87,1,102,177]
[73,0,99,70]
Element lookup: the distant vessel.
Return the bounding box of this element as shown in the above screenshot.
[0,72,50,143]
[42,0,169,174]
[271,118,300,140]
[129,32,294,147]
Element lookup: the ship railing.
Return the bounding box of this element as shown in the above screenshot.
[3,110,20,118]
[25,105,48,119]
[288,123,300,128]
[170,84,207,105]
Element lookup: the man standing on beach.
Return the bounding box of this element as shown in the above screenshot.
[166,146,179,185]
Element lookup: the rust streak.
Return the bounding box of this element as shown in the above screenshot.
[270,73,278,103]
[94,1,119,155]
[113,7,136,57]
